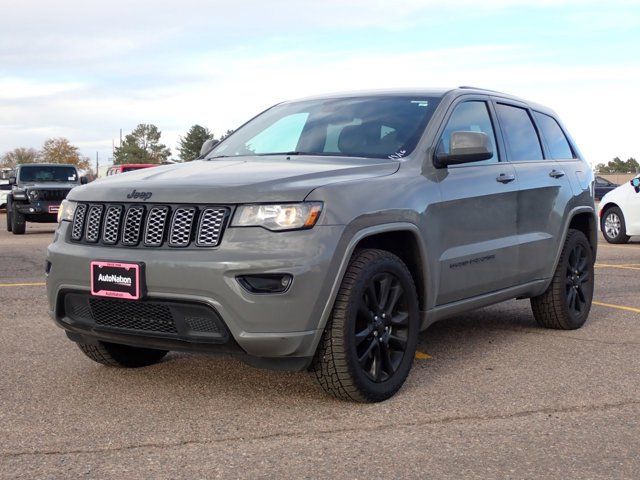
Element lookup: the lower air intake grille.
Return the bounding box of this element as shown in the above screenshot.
[89,298,178,333]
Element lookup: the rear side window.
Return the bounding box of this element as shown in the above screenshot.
[533,112,574,159]
[495,104,543,161]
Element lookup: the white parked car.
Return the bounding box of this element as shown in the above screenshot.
[599,175,640,243]
[0,182,10,209]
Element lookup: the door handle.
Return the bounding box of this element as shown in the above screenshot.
[496,173,515,183]
[549,169,565,178]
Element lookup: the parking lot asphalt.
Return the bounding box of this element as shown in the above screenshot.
[1,213,639,479]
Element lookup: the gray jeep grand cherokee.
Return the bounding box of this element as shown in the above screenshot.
[46,87,597,402]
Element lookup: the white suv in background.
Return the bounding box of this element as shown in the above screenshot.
[599,176,640,243]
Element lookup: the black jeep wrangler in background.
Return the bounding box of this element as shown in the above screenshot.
[6,163,86,235]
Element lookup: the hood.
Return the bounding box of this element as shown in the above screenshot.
[18,182,78,190]
[68,156,400,204]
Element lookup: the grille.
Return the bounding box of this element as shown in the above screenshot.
[169,207,196,247]
[102,205,123,244]
[38,189,71,201]
[197,208,227,247]
[71,203,87,240]
[144,207,169,246]
[186,316,221,333]
[89,298,178,333]
[70,203,229,248]
[85,205,104,243]
[122,206,145,245]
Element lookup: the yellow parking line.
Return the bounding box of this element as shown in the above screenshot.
[593,300,640,314]
[0,281,46,287]
[595,263,640,271]
[415,351,432,360]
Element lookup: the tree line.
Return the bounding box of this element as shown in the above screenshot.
[0,123,234,171]
[595,157,638,174]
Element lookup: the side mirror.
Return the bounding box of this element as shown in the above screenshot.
[434,131,493,168]
[199,138,219,157]
[8,176,16,185]
[80,176,89,185]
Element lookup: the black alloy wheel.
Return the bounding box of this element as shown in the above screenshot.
[355,272,410,383]
[565,243,590,319]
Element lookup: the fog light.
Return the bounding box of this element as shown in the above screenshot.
[237,274,293,294]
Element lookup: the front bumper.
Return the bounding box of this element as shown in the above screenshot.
[46,221,345,364]
[15,200,60,216]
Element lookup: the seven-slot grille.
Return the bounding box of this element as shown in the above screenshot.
[36,189,72,201]
[70,203,229,248]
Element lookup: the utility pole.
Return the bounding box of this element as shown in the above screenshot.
[95,152,99,179]
[119,129,122,148]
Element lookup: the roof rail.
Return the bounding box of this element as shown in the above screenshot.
[458,86,507,95]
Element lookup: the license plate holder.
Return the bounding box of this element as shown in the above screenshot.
[90,261,145,300]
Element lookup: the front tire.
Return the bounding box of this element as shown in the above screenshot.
[10,201,26,235]
[531,229,594,330]
[311,249,420,402]
[77,341,168,368]
[601,206,629,244]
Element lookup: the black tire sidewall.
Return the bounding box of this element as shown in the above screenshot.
[560,231,594,328]
[343,254,420,400]
[601,206,627,243]
[10,201,26,235]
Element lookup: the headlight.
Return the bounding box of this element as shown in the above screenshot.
[231,202,323,231]
[28,190,39,200]
[57,200,77,223]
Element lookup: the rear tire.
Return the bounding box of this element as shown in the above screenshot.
[77,341,168,368]
[601,206,629,244]
[310,249,420,402]
[10,202,25,235]
[531,229,594,330]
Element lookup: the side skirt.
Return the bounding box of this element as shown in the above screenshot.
[421,279,549,330]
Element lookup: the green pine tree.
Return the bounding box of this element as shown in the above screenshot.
[178,125,215,162]
[113,124,171,165]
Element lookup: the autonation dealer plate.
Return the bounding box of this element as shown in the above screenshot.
[90,261,145,300]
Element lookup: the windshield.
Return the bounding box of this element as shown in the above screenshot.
[207,96,441,160]
[19,165,78,183]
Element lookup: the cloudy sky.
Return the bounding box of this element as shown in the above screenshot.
[1,0,639,166]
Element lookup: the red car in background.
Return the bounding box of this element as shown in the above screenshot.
[106,164,158,176]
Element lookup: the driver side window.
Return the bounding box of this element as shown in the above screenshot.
[438,101,499,165]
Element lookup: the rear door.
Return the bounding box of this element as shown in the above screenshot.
[431,96,520,305]
[493,100,574,283]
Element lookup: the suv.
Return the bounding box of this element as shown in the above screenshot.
[7,163,86,234]
[46,88,597,402]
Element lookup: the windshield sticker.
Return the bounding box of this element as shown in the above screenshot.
[410,100,430,107]
[388,150,406,160]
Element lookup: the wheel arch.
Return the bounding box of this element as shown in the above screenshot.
[549,207,598,282]
[311,223,430,355]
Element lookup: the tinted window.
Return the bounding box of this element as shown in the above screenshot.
[19,165,78,183]
[438,101,498,165]
[533,112,574,159]
[208,96,441,160]
[495,104,543,161]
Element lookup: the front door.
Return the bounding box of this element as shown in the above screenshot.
[430,98,520,306]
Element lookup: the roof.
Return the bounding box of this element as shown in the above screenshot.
[281,87,554,114]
